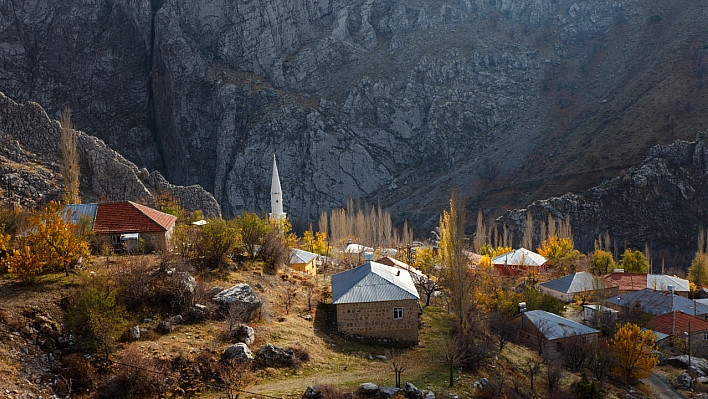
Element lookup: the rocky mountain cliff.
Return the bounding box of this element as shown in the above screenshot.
[0,92,221,216]
[2,0,708,230]
[498,132,708,268]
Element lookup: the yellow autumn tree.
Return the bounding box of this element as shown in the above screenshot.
[537,235,580,275]
[612,323,658,382]
[7,246,42,284]
[302,230,329,256]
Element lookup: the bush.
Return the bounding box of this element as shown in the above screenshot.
[60,354,98,392]
[66,277,127,356]
[573,373,603,399]
[98,345,172,399]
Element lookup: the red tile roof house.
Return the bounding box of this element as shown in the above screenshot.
[67,201,177,253]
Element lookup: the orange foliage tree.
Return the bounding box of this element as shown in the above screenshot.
[611,323,658,382]
[8,201,90,280]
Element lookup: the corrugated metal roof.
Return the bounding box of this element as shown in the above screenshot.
[647,274,690,292]
[290,248,318,264]
[541,272,609,294]
[344,243,374,254]
[375,256,425,278]
[650,311,708,335]
[63,204,98,226]
[332,261,419,304]
[606,289,708,316]
[492,248,547,267]
[521,310,599,340]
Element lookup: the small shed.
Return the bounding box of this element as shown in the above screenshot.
[582,304,618,327]
[332,258,420,343]
[289,248,318,276]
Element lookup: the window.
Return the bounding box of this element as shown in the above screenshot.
[704,332,708,341]
[393,308,403,319]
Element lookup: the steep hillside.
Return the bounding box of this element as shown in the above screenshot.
[498,132,708,268]
[2,1,708,229]
[0,92,220,215]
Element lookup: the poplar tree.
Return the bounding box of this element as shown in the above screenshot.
[60,105,80,204]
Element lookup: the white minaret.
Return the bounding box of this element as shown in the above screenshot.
[269,154,286,221]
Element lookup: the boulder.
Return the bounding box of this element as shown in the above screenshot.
[129,326,141,341]
[403,382,423,399]
[302,386,321,399]
[229,324,255,346]
[424,392,435,399]
[668,355,708,376]
[674,372,693,390]
[256,343,296,367]
[223,343,254,362]
[378,386,401,398]
[156,321,173,334]
[357,383,379,397]
[212,284,262,322]
[167,315,184,325]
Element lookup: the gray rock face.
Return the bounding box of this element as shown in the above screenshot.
[357,383,379,396]
[129,325,141,341]
[223,343,254,362]
[403,382,423,399]
[667,355,708,377]
[2,0,681,227]
[498,132,708,263]
[378,386,401,398]
[674,371,693,390]
[229,324,255,346]
[0,92,221,216]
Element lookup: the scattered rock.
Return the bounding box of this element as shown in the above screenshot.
[223,343,254,362]
[155,321,173,334]
[375,355,387,361]
[229,324,255,346]
[357,383,379,396]
[674,372,693,390]
[378,386,401,397]
[424,391,435,399]
[129,326,141,341]
[256,343,296,367]
[403,382,423,399]
[302,385,321,399]
[301,314,313,321]
[167,315,183,325]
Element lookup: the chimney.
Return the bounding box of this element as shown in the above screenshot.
[396,270,401,276]
[518,302,527,313]
[364,252,374,262]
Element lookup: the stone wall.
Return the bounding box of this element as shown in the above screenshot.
[336,299,419,343]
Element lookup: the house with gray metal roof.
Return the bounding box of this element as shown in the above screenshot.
[511,309,600,357]
[606,289,708,317]
[331,257,420,343]
[539,272,614,302]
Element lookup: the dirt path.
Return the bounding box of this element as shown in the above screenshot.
[643,373,686,399]
[249,364,390,397]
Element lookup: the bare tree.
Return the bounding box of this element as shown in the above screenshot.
[302,279,318,312]
[524,357,543,390]
[224,302,251,332]
[544,359,564,391]
[220,358,254,399]
[489,310,517,352]
[386,348,410,388]
[586,340,615,382]
[560,334,592,371]
[414,273,440,307]
[60,105,80,204]
[282,279,299,315]
[473,210,487,252]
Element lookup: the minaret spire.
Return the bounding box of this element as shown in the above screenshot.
[269,154,286,221]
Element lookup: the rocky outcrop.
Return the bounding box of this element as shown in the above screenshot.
[6,0,704,227]
[0,92,221,216]
[498,132,708,264]
[212,284,262,321]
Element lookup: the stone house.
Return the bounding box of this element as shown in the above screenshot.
[331,256,420,343]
